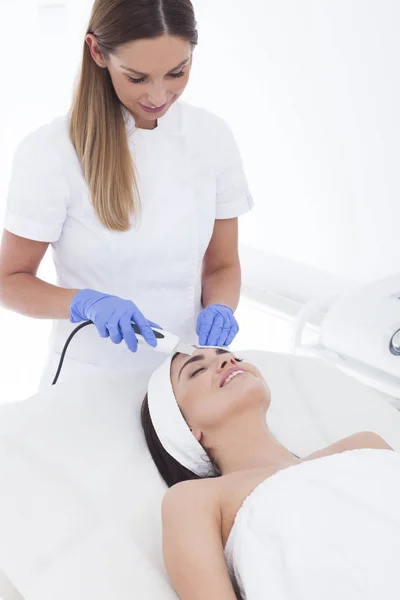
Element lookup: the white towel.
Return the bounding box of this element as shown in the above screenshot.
[225,449,400,600]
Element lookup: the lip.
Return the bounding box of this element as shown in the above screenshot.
[220,366,246,388]
[139,102,168,114]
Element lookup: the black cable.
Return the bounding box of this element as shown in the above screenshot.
[52,320,166,385]
[52,321,92,385]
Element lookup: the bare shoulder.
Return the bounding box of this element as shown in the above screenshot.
[162,478,221,521]
[305,431,393,461]
[345,431,393,450]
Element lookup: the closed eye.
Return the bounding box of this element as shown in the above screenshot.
[128,76,146,84]
[128,71,186,84]
[169,70,186,78]
[190,367,205,378]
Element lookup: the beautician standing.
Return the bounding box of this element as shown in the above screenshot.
[0,0,253,387]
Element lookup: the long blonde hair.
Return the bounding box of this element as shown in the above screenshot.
[69,0,198,231]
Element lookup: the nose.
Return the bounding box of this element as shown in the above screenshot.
[217,354,237,372]
[147,81,168,108]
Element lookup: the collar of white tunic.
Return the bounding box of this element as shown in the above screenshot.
[122,101,181,138]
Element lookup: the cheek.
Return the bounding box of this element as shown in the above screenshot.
[108,70,144,102]
[118,80,142,101]
[170,74,190,94]
[108,72,128,97]
[190,398,225,432]
[180,381,217,426]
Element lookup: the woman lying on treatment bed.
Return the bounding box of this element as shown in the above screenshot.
[141,348,400,600]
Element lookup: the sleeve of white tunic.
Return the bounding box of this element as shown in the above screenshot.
[4,124,69,242]
[214,117,254,220]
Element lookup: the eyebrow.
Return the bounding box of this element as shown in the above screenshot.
[178,349,230,379]
[120,58,190,77]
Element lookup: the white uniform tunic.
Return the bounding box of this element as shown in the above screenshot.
[5,101,254,387]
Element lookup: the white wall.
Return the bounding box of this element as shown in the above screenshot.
[0,0,92,199]
[2,0,399,287]
[0,0,91,402]
[185,0,400,290]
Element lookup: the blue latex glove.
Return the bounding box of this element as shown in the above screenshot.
[70,289,162,353]
[196,304,239,347]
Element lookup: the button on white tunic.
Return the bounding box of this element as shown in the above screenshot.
[5,101,254,387]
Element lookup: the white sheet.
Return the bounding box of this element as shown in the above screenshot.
[0,351,399,599]
[226,448,400,600]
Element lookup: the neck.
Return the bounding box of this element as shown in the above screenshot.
[212,418,299,475]
[134,116,157,130]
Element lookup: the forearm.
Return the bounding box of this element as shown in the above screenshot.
[0,273,78,319]
[201,264,241,312]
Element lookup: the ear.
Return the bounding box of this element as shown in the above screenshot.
[86,34,107,68]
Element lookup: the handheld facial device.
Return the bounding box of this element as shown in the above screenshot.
[131,322,196,356]
[52,321,196,385]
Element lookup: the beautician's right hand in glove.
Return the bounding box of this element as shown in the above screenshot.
[70,289,161,352]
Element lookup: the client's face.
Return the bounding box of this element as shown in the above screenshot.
[170,348,271,442]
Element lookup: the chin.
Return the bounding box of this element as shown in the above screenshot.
[228,373,271,407]
[246,375,270,397]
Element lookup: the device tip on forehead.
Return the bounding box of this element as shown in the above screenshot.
[175,343,196,356]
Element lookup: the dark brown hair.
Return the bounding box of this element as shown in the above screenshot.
[141,354,221,487]
[141,393,201,487]
[70,0,198,231]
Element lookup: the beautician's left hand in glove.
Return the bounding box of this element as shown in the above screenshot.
[196,304,239,347]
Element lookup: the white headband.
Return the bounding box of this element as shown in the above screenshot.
[147,352,214,477]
